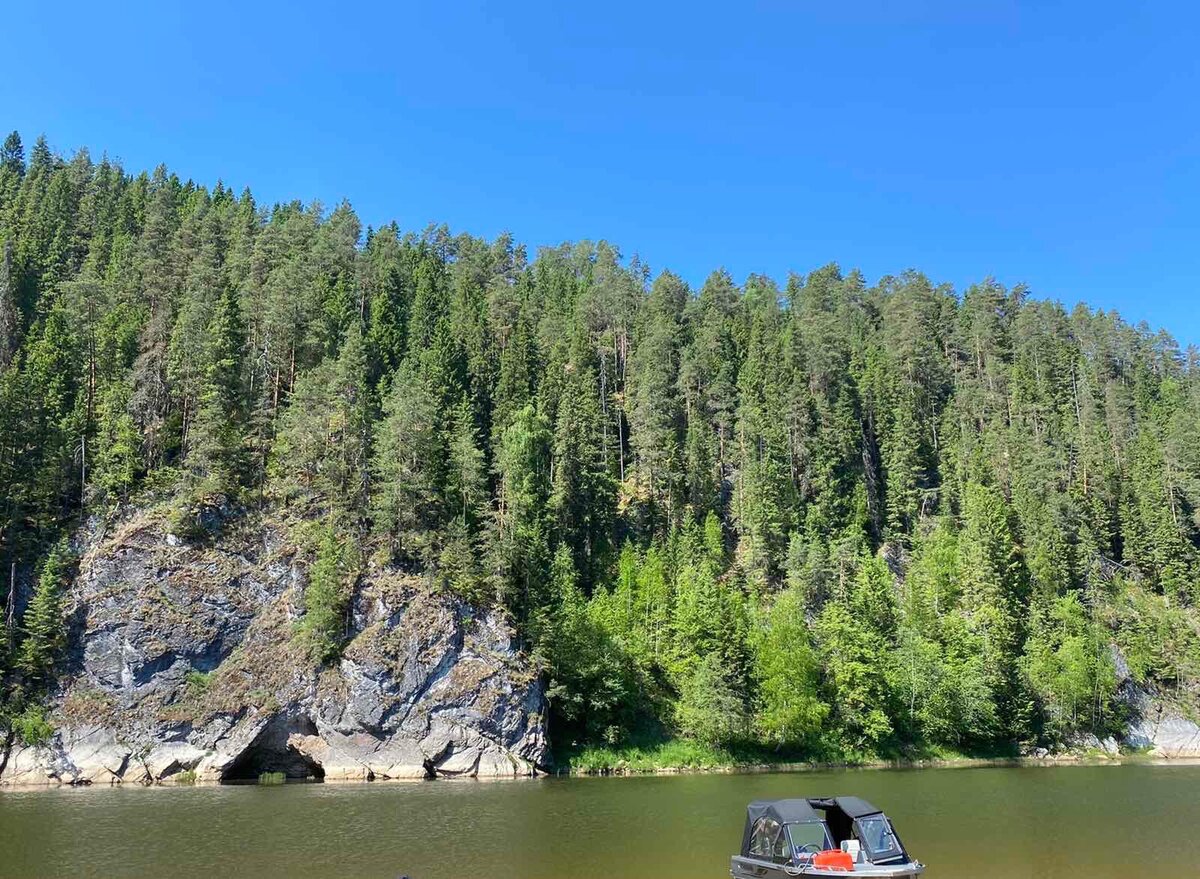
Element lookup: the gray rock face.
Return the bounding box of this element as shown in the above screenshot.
[1122,694,1200,758]
[1113,645,1200,758]
[0,512,548,786]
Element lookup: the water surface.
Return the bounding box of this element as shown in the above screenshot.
[1,763,1195,878]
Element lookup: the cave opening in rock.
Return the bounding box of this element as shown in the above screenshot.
[221,714,326,783]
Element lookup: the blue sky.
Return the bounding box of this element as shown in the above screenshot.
[2,1,1198,341]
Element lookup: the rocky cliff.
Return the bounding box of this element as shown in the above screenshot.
[0,511,548,785]
[1113,649,1200,758]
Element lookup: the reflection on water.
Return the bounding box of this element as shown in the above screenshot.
[1,763,1197,878]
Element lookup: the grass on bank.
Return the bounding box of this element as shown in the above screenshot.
[556,733,1024,775]
[563,738,742,773]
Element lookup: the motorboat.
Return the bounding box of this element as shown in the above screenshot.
[731,797,925,877]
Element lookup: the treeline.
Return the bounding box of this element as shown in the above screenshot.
[3,130,1200,758]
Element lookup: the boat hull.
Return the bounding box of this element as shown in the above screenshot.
[731,855,925,878]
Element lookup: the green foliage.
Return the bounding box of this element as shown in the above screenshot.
[814,600,894,755]
[752,588,828,748]
[271,323,372,516]
[92,380,141,502]
[183,285,247,498]
[564,736,737,773]
[371,357,443,561]
[16,541,73,687]
[540,545,644,745]
[675,652,750,747]
[12,703,54,746]
[184,669,212,698]
[1023,593,1117,741]
[295,526,357,664]
[1111,582,1200,691]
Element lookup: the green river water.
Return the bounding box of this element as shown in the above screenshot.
[1,763,1197,878]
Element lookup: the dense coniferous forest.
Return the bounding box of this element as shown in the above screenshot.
[3,131,1200,761]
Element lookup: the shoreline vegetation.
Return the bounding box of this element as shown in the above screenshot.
[555,742,1165,776]
[553,730,1166,775]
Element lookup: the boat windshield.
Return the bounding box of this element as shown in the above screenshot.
[855,815,901,860]
[787,822,832,858]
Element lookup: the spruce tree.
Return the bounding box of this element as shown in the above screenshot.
[0,132,24,177]
[0,239,16,368]
[185,285,246,497]
[16,542,72,688]
[371,358,444,564]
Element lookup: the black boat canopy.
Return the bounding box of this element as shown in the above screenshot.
[741,800,821,855]
[808,796,882,819]
[739,797,886,857]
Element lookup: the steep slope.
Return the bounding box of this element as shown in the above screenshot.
[1,510,547,785]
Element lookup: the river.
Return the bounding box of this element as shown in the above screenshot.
[1,763,1196,878]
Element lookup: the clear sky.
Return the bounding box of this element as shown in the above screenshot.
[2,1,1197,341]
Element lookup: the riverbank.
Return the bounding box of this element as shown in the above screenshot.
[554,737,1182,776]
[5,748,1200,789]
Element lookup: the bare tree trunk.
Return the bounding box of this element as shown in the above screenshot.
[6,561,15,633]
[616,405,625,482]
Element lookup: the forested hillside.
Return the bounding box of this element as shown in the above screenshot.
[2,130,1200,762]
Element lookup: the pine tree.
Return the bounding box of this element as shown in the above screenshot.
[956,482,1031,741]
[362,222,409,385]
[92,379,141,502]
[272,321,372,518]
[733,298,794,588]
[491,404,553,620]
[447,396,487,528]
[491,309,539,448]
[297,524,356,663]
[24,306,80,526]
[814,599,893,754]
[675,651,750,746]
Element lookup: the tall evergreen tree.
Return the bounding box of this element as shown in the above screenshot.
[0,240,16,369]
[185,285,247,497]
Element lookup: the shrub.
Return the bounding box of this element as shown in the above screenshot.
[13,704,54,746]
[185,670,212,698]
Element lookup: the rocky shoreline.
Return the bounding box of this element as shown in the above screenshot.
[0,510,548,787]
[7,749,1200,789]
